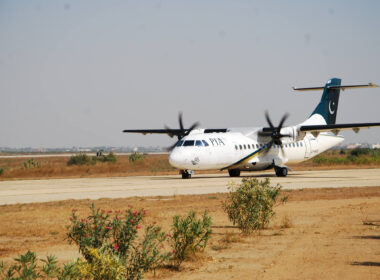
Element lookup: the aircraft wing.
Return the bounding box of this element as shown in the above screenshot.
[122,129,183,138]
[299,122,380,134]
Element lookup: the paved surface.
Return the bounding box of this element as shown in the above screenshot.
[0,169,380,205]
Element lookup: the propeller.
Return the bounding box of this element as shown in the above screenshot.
[166,112,200,151]
[258,111,291,156]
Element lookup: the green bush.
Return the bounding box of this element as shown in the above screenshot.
[66,203,170,280]
[350,148,370,157]
[128,152,145,163]
[0,251,82,280]
[222,178,285,234]
[0,168,3,176]
[170,211,212,270]
[67,153,93,166]
[96,152,117,163]
[23,158,41,169]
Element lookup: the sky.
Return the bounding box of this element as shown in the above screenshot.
[1,0,380,148]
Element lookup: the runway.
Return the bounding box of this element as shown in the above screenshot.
[0,168,379,205]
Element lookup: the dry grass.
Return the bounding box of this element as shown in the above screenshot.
[1,151,380,181]
[280,214,293,229]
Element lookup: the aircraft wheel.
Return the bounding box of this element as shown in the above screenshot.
[228,169,241,177]
[275,167,288,177]
[181,170,192,179]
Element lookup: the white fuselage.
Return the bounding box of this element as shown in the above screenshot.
[168,129,344,171]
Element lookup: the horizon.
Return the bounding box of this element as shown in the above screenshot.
[1,1,380,148]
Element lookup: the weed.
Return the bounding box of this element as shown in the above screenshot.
[23,158,41,169]
[129,152,145,163]
[221,232,240,244]
[211,244,228,251]
[0,251,81,280]
[280,215,293,228]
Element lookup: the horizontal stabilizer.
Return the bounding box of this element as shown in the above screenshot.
[293,83,379,92]
[300,122,380,133]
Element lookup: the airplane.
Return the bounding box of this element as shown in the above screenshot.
[123,78,380,179]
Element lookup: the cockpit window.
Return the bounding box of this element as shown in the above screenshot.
[202,140,209,146]
[176,140,184,147]
[183,140,195,146]
[195,140,203,146]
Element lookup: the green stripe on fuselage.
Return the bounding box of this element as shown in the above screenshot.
[221,147,264,170]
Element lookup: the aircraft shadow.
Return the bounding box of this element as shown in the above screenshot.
[351,261,380,267]
[149,174,350,180]
[352,235,380,240]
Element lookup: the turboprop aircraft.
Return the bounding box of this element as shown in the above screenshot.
[123,78,380,179]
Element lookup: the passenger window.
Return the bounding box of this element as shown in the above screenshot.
[293,143,295,147]
[235,145,238,150]
[296,142,299,147]
[256,144,259,149]
[300,142,303,147]
[248,144,251,149]
[195,140,203,146]
[183,140,195,146]
[176,140,184,147]
[202,140,209,146]
[243,144,246,149]
[239,145,242,150]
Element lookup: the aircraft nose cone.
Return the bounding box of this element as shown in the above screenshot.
[169,150,183,169]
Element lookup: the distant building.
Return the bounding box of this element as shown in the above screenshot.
[346,143,362,149]
[372,143,380,149]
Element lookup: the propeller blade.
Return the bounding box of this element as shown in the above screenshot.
[258,131,273,137]
[265,111,275,129]
[167,140,181,151]
[184,122,200,136]
[261,140,273,156]
[178,112,184,131]
[278,113,289,129]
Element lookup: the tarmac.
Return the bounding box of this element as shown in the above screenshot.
[0,168,379,205]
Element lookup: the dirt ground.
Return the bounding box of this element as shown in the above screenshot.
[1,186,380,279]
[1,153,379,181]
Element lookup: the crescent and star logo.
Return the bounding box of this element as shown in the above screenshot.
[329,100,336,115]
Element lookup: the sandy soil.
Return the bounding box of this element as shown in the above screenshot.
[1,186,379,279]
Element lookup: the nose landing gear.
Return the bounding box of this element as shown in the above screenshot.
[180,169,194,179]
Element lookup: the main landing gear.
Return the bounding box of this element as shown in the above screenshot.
[228,169,241,177]
[274,166,288,177]
[180,170,194,179]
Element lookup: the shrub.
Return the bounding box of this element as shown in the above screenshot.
[0,251,82,280]
[66,203,170,280]
[350,148,370,157]
[222,178,285,234]
[96,152,117,163]
[129,152,145,163]
[67,153,93,166]
[23,158,41,169]
[75,247,126,280]
[0,168,3,176]
[170,211,212,269]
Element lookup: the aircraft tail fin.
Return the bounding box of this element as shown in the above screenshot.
[293,78,378,125]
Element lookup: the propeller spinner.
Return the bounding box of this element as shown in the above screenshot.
[258,111,291,156]
[166,112,200,151]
